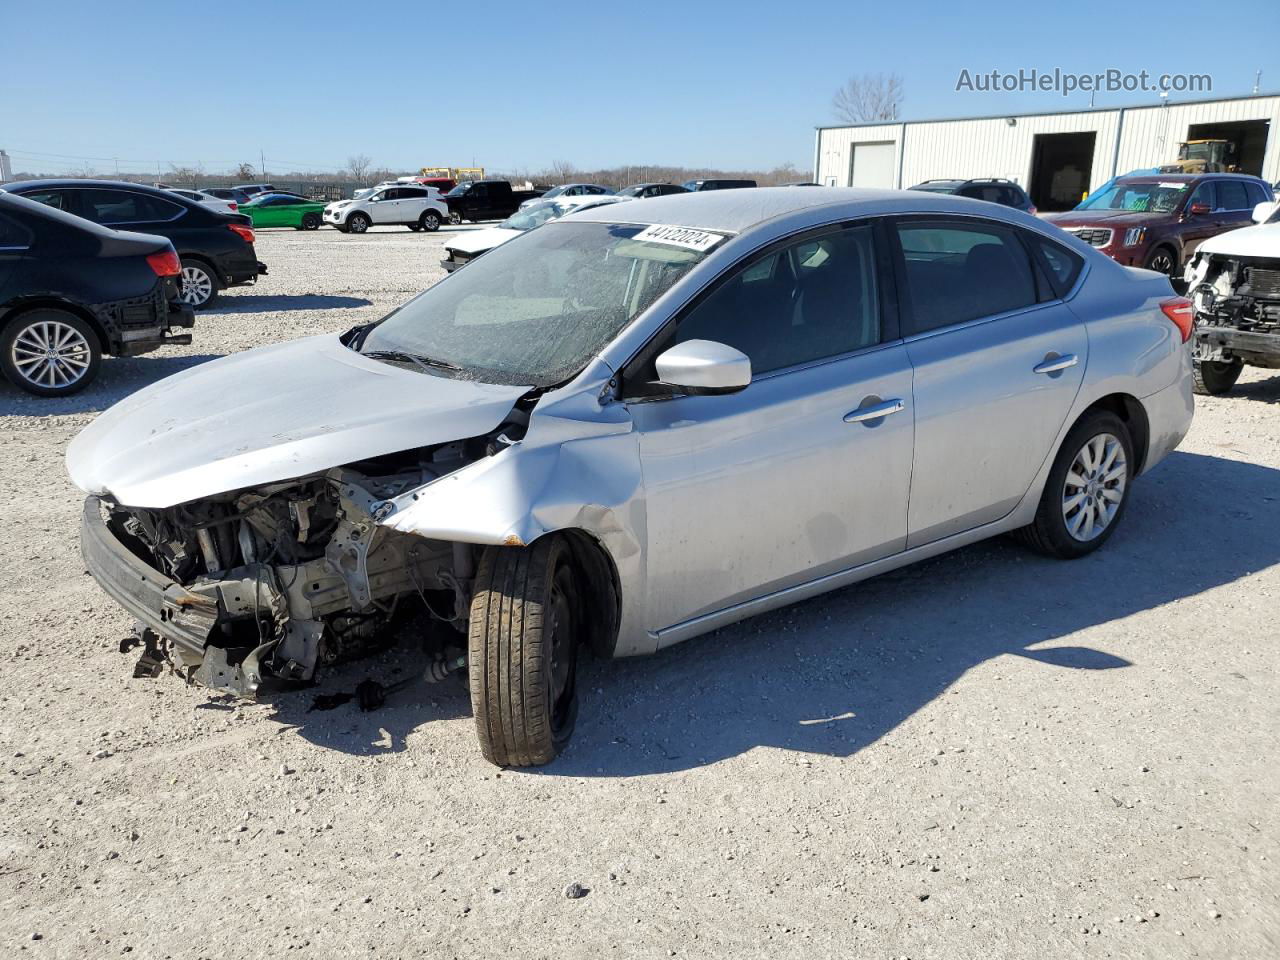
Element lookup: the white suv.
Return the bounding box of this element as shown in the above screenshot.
[323,185,449,233]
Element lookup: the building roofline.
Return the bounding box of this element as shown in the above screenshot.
[814,91,1280,132]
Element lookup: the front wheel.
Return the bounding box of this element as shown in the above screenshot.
[1192,357,1243,395]
[1016,411,1134,559]
[179,260,220,309]
[420,210,442,232]
[1,309,102,396]
[1144,246,1178,278]
[347,213,370,234]
[300,212,321,230]
[468,537,580,767]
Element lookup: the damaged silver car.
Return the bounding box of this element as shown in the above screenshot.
[71,188,1194,766]
[1184,199,1280,395]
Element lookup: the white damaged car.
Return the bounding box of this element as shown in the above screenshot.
[1184,199,1280,394]
[71,188,1192,766]
[440,194,631,271]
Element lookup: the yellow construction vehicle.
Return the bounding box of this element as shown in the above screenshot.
[1159,140,1238,175]
[421,166,486,181]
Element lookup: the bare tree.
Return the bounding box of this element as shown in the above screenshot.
[236,162,257,180]
[345,154,373,184]
[548,159,577,183]
[167,163,205,188]
[832,72,904,124]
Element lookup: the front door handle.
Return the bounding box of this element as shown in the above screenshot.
[1033,353,1079,375]
[844,397,905,424]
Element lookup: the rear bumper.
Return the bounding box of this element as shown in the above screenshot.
[80,497,214,659]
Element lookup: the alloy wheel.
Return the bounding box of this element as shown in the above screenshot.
[180,265,214,306]
[1147,251,1175,276]
[10,318,92,390]
[1061,432,1128,542]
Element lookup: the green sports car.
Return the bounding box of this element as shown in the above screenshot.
[238,193,327,230]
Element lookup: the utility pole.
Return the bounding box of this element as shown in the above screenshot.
[1254,70,1262,95]
[0,150,12,182]
[260,149,266,180]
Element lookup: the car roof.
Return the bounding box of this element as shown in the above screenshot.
[8,178,184,194]
[1115,172,1264,184]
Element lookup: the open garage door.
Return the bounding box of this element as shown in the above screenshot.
[1028,131,1097,212]
[848,142,896,188]
[1186,120,1270,176]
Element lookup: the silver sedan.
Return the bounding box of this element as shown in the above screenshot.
[69,188,1194,766]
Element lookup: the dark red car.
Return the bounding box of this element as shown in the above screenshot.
[1043,173,1273,279]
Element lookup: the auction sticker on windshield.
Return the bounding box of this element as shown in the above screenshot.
[632,224,728,253]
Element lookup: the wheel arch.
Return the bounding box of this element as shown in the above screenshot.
[1,298,111,354]
[1074,392,1150,475]
[554,527,622,660]
[180,253,225,286]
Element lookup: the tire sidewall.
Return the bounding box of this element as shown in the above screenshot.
[1036,412,1135,558]
[0,310,102,397]
[348,214,370,233]
[421,211,441,232]
[301,213,320,230]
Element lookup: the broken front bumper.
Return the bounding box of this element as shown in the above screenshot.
[80,496,215,659]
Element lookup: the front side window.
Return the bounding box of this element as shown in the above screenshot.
[1078,181,1188,213]
[670,225,881,375]
[1215,181,1249,211]
[1186,181,1214,211]
[896,220,1038,333]
[360,221,714,387]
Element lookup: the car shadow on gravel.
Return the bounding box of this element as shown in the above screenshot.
[211,294,373,314]
[1228,373,1280,405]
[0,353,222,416]
[541,450,1280,777]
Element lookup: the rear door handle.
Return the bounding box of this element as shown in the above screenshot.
[1033,354,1079,375]
[844,398,905,423]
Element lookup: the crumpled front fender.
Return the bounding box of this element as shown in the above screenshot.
[378,381,654,656]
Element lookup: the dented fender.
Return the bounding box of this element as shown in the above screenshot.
[379,378,656,656]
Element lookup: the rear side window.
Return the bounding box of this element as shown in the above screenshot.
[77,189,184,224]
[1026,232,1085,298]
[22,190,69,211]
[1243,181,1268,206]
[0,212,34,247]
[895,220,1038,333]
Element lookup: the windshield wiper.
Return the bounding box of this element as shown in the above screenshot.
[363,349,461,374]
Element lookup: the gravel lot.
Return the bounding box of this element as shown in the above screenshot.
[2,225,1278,959]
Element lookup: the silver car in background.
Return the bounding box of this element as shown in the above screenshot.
[69,188,1194,766]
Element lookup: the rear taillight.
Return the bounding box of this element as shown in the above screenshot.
[146,250,181,277]
[228,223,255,245]
[1161,297,1194,343]
[229,201,238,211]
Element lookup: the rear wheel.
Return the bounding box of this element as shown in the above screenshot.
[1016,411,1133,559]
[468,537,580,767]
[1,309,101,396]
[347,213,370,234]
[448,210,463,225]
[300,212,321,230]
[419,210,442,232]
[1192,357,1243,395]
[179,259,220,309]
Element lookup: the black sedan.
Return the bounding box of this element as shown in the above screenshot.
[0,191,194,396]
[3,179,266,309]
[615,182,688,199]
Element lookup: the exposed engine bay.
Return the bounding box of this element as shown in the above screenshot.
[98,421,527,698]
[1187,253,1280,367]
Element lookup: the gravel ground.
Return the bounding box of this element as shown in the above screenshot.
[2,226,1278,959]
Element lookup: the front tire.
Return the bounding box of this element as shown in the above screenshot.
[468,537,580,767]
[448,210,463,226]
[1,309,101,396]
[301,212,321,230]
[347,213,370,234]
[1144,246,1178,278]
[179,260,220,309]
[1016,411,1134,559]
[1192,357,1243,395]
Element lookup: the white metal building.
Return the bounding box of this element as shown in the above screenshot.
[813,93,1280,211]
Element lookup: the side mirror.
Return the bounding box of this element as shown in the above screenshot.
[1253,201,1278,223]
[1188,202,1211,216]
[654,340,751,395]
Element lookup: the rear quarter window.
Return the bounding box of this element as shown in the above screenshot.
[1026,232,1085,298]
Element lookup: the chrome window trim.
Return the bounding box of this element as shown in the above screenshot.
[0,244,30,252]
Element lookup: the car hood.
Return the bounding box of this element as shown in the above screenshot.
[446,226,522,255]
[1043,210,1172,228]
[67,334,531,509]
[1193,221,1280,259]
